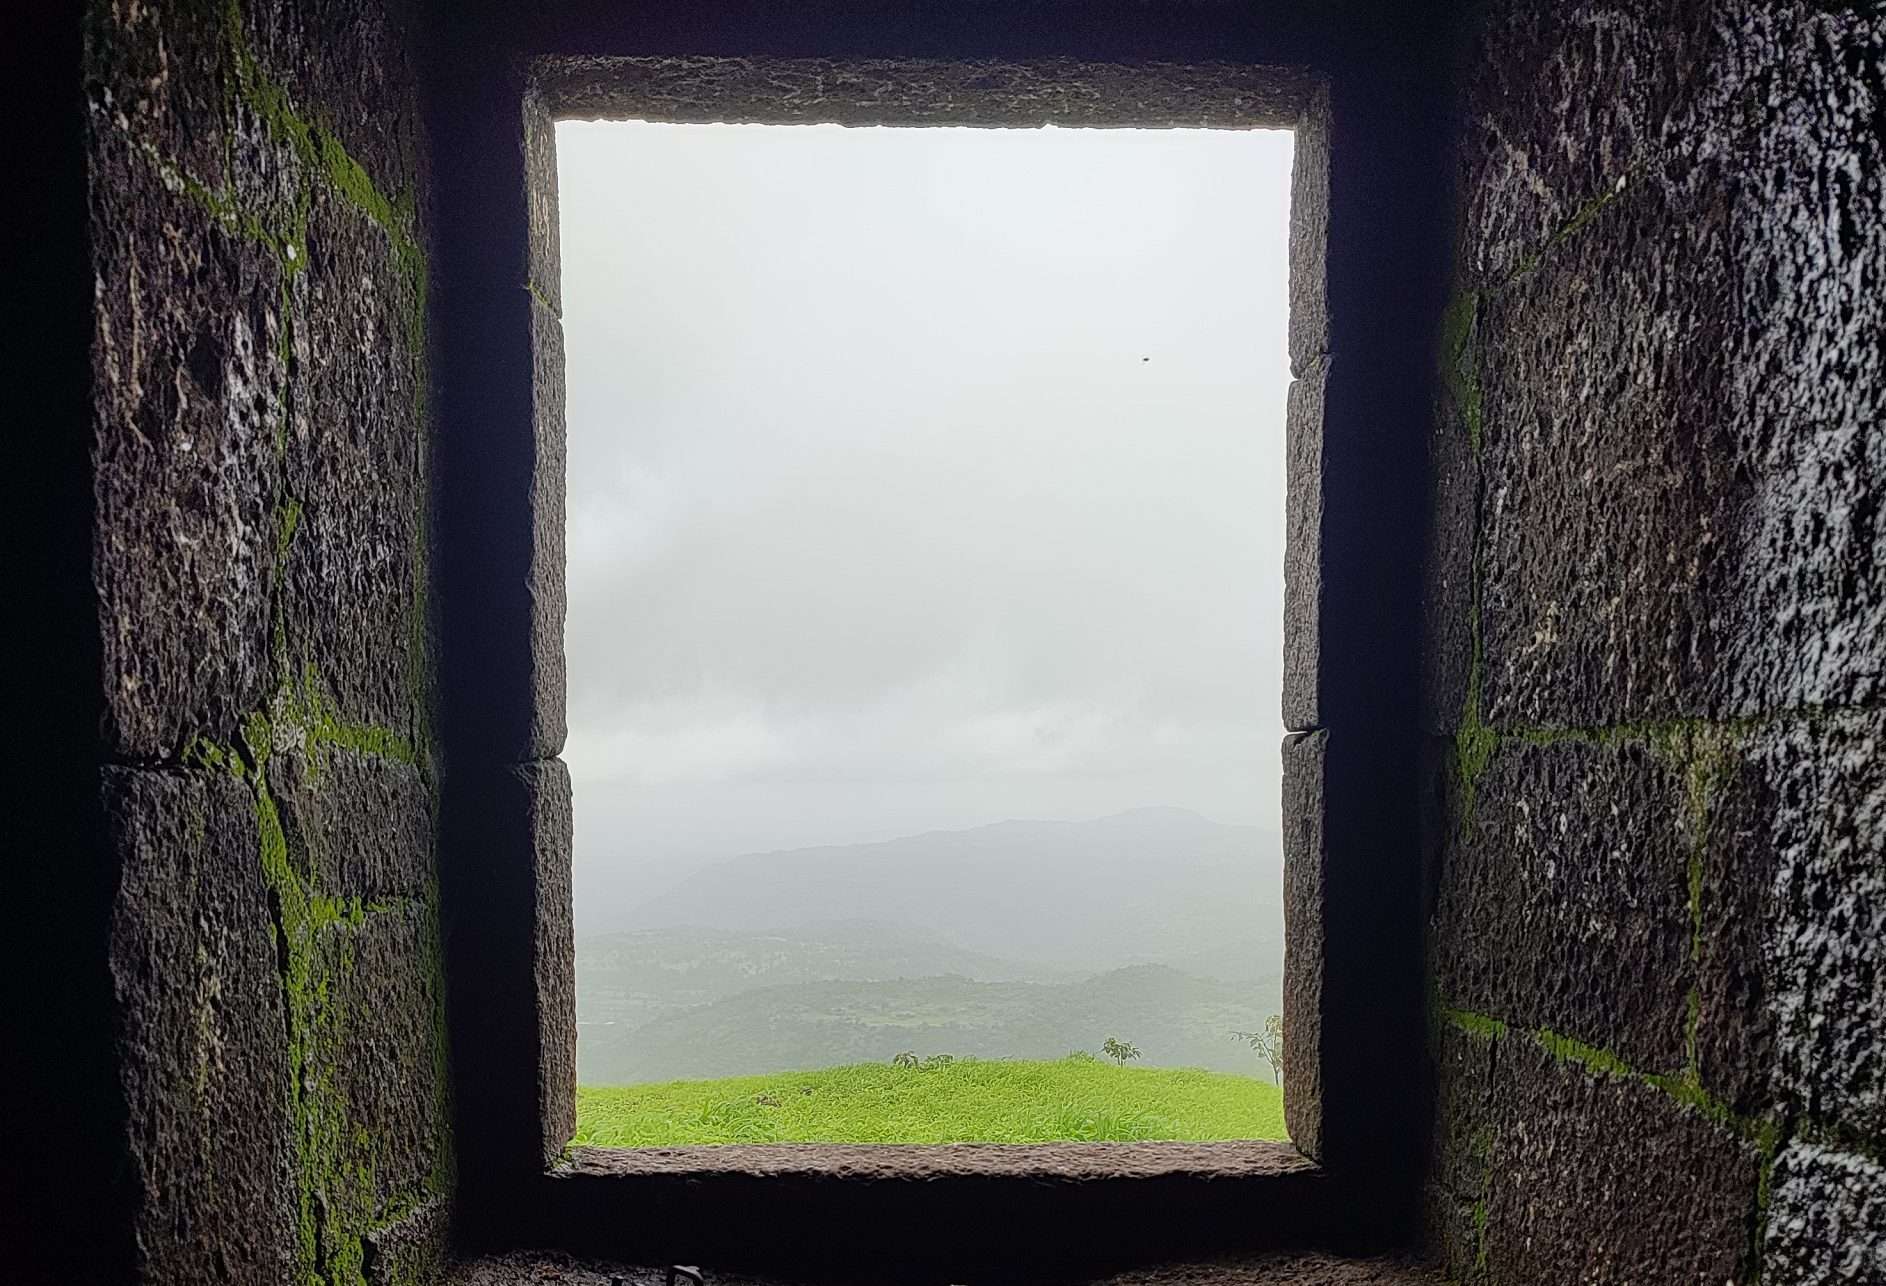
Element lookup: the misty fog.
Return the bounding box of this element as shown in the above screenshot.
[558,120,1295,1088]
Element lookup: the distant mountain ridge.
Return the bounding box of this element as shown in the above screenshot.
[575,807,1286,1082]
[578,964,1276,1083]
[610,806,1283,973]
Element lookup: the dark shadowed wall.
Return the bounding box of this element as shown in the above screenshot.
[76,0,451,1281]
[1424,2,1885,1282]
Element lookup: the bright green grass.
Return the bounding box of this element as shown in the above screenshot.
[573,1056,1287,1146]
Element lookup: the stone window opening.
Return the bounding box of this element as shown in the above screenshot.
[437,52,1443,1279]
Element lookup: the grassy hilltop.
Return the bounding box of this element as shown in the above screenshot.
[574,1055,1286,1147]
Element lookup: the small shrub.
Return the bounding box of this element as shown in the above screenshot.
[920,1053,955,1071]
[1101,1037,1142,1067]
[1064,1050,1097,1063]
[891,1051,920,1069]
[1230,1014,1285,1083]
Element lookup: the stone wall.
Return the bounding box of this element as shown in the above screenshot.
[1423,2,1885,1282]
[85,0,450,1281]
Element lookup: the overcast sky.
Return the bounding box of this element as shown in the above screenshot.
[557,121,1295,903]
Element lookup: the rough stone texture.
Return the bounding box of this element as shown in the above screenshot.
[538,55,1316,128]
[523,88,561,317]
[364,1196,451,1286]
[450,1251,1438,1286]
[1763,1142,1886,1286]
[1702,5,1886,717]
[104,767,299,1285]
[1286,89,1330,378]
[527,300,569,759]
[1280,731,1325,1160]
[1729,712,1886,1139]
[1428,9,1884,1275]
[268,744,435,900]
[282,181,427,742]
[1419,299,1477,736]
[238,0,428,202]
[85,0,446,1279]
[447,757,575,1195]
[1282,364,1326,732]
[1482,1039,1758,1285]
[1469,3,1886,726]
[1474,169,1741,728]
[1432,738,1693,1073]
[1455,0,1713,286]
[529,759,578,1161]
[90,124,284,759]
[311,903,450,1223]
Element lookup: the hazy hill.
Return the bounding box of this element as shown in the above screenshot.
[608,806,1283,974]
[578,964,1276,1083]
[576,919,1071,1031]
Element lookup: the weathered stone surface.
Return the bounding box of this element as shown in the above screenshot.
[1693,725,1779,1117]
[1698,5,1886,716]
[1427,1024,1495,1204]
[1280,730,1325,1158]
[1458,0,1713,284]
[1287,90,1330,377]
[538,55,1316,129]
[1742,712,1886,1139]
[239,0,428,202]
[308,903,450,1231]
[1282,362,1325,732]
[1432,738,1693,1072]
[84,0,234,186]
[363,1196,450,1286]
[104,767,299,1284]
[526,758,578,1161]
[282,182,426,740]
[1764,1143,1886,1286]
[1472,5,1886,725]
[1421,295,1479,735]
[268,744,434,900]
[447,757,575,1182]
[1482,1039,1758,1285]
[527,302,569,759]
[1475,169,1740,728]
[91,127,285,758]
[524,88,562,317]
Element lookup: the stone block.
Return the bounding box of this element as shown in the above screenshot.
[1281,730,1326,1158]
[282,182,426,740]
[104,767,299,1283]
[1282,360,1325,732]
[239,0,427,203]
[1475,168,1741,728]
[1717,712,1886,1139]
[85,0,233,186]
[1287,91,1330,377]
[1428,1023,1496,1203]
[1458,0,1714,283]
[447,758,575,1178]
[1763,1143,1886,1286]
[1431,737,1692,1073]
[91,128,285,757]
[1482,1039,1758,1285]
[1421,296,1479,735]
[527,301,569,759]
[1474,5,1886,725]
[267,743,434,902]
[525,88,562,317]
[364,1196,450,1286]
[1692,5,1886,716]
[306,902,450,1228]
